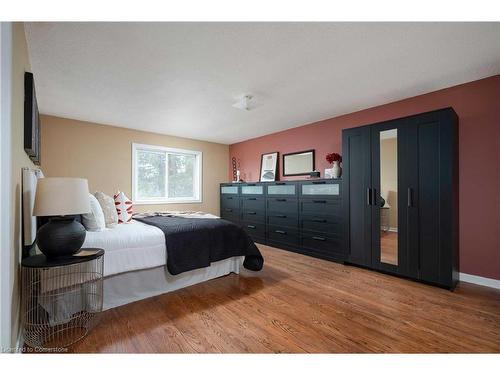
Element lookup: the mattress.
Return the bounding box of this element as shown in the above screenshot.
[83,220,166,277]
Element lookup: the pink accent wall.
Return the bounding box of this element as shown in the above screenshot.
[229,75,500,280]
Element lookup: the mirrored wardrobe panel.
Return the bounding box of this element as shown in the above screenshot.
[379,129,398,266]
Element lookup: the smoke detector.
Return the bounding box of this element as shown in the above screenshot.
[232,95,254,111]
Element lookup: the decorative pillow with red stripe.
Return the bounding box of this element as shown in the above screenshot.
[114,191,133,224]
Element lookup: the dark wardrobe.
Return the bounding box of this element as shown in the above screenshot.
[342,108,459,289]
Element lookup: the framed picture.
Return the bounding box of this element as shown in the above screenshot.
[283,149,315,176]
[259,152,279,182]
[24,72,41,165]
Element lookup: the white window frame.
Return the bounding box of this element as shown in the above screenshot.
[132,143,202,204]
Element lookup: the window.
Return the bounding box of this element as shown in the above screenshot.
[132,143,202,204]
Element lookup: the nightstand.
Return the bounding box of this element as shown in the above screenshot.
[21,248,104,349]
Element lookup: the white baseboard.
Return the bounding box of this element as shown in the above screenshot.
[459,272,500,290]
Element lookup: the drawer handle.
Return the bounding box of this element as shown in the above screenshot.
[246,197,257,200]
[225,208,233,212]
[247,225,256,229]
[313,200,327,204]
[312,218,327,223]
[276,198,287,202]
[275,214,287,218]
[275,230,287,234]
[246,211,257,215]
[247,183,256,186]
[275,182,286,185]
[226,197,233,200]
[312,181,326,184]
[312,236,326,241]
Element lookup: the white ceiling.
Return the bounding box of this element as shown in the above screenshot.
[25,22,500,145]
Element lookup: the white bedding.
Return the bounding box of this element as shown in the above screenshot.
[83,213,220,277]
[83,220,166,277]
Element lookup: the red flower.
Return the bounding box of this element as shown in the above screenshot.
[326,152,342,164]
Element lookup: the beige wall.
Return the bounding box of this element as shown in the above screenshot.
[40,115,229,216]
[380,138,398,230]
[10,23,36,346]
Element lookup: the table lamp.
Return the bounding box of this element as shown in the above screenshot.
[33,177,90,258]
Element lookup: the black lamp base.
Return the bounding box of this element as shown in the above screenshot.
[37,217,86,258]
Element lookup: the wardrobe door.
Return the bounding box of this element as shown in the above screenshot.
[408,109,458,288]
[342,126,372,267]
[370,120,410,275]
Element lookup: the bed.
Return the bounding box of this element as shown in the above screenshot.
[22,169,263,315]
[83,214,259,310]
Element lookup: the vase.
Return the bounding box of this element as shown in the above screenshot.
[332,161,342,179]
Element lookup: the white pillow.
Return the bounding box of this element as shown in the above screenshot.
[82,193,106,231]
[114,191,133,224]
[94,191,118,228]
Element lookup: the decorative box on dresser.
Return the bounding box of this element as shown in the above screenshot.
[220,179,345,263]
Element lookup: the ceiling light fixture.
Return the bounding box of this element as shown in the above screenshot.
[232,95,253,111]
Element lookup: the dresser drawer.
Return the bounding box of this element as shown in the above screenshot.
[300,180,341,198]
[241,209,265,224]
[300,231,343,256]
[220,185,240,195]
[241,222,266,241]
[220,196,240,210]
[267,198,298,215]
[267,212,298,228]
[267,226,299,247]
[300,199,341,216]
[220,207,240,223]
[266,182,297,197]
[300,215,342,235]
[241,197,265,211]
[241,184,265,196]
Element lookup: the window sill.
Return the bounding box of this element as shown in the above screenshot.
[133,199,202,205]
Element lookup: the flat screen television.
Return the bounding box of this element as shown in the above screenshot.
[24,72,40,165]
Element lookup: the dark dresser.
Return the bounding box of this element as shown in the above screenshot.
[220,179,345,263]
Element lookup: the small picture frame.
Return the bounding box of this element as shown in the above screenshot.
[324,168,334,179]
[259,152,279,182]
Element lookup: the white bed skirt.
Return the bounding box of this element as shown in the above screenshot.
[102,256,243,310]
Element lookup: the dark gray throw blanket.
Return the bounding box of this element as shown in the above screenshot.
[134,215,264,275]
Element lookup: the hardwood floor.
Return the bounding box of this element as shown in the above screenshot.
[69,245,500,353]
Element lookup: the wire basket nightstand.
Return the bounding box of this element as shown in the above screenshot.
[21,248,104,349]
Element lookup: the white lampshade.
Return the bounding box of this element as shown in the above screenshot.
[33,177,91,216]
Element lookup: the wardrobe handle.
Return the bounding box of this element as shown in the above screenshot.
[407,188,413,208]
[372,188,377,207]
[367,188,372,206]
